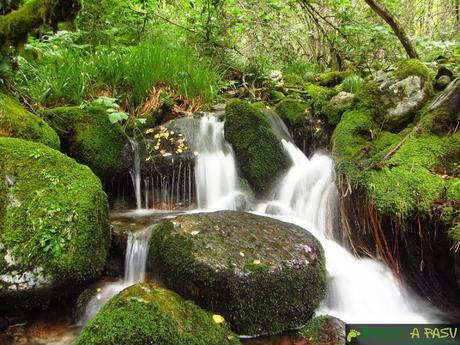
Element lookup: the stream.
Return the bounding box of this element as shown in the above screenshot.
[0,113,443,345]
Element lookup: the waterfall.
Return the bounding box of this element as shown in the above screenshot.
[81,227,152,324]
[194,115,246,211]
[260,139,439,323]
[129,138,142,210]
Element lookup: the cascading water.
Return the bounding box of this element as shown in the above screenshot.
[129,138,142,210]
[260,139,439,323]
[81,227,152,323]
[194,115,246,211]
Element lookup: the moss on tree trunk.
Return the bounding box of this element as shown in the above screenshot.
[0,0,82,51]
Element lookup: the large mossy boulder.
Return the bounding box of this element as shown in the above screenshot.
[331,75,460,313]
[149,211,327,336]
[0,138,110,309]
[76,283,241,345]
[224,100,289,195]
[42,105,126,180]
[0,93,59,149]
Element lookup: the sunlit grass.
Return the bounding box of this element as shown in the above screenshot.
[16,34,222,109]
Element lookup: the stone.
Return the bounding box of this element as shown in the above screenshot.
[149,211,327,336]
[76,284,241,345]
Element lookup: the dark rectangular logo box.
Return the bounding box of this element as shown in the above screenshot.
[345,324,460,345]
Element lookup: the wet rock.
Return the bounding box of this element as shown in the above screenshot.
[76,283,241,345]
[118,117,198,208]
[149,211,327,336]
[225,100,290,195]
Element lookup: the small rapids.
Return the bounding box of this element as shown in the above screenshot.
[86,113,441,328]
[259,139,439,323]
[81,227,152,324]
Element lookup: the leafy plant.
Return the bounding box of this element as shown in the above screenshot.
[92,97,129,124]
[341,75,364,93]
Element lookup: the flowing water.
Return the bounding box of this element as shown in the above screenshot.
[129,138,142,210]
[126,114,439,323]
[194,115,247,211]
[81,227,153,324]
[258,139,438,323]
[6,113,438,344]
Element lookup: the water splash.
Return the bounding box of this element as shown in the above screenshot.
[260,139,439,323]
[194,114,247,211]
[81,227,152,324]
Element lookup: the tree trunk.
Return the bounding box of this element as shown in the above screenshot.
[363,0,419,59]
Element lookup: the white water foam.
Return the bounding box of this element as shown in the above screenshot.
[258,139,439,323]
[194,114,247,211]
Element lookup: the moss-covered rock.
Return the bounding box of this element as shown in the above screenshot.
[275,98,308,126]
[0,93,60,149]
[298,316,345,345]
[76,283,241,345]
[42,105,126,180]
[394,59,431,81]
[331,78,460,312]
[0,138,110,310]
[305,83,334,100]
[149,211,327,336]
[0,0,82,51]
[275,98,328,155]
[224,100,289,195]
[315,71,351,87]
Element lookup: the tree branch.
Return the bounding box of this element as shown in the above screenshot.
[363,0,419,59]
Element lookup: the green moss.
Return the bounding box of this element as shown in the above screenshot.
[224,100,289,195]
[331,107,373,179]
[394,59,431,81]
[333,105,459,217]
[275,98,308,126]
[0,0,82,50]
[77,284,240,345]
[0,138,110,308]
[315,71,351,87]
[42,105,126,179]
[283,73,305,86]
[305,83,333,100]
[340,75,364,93]
[299,316,328,344]
[268,90,285,102]
[447,180,460,202]
[298,316,342,345]
[0,93,60,149]
[321,101,353,126]
[239,178,255,199]
[149,212,327,336]
[367,131,400,157]
[421,108,457,135]
[449,223,460,243]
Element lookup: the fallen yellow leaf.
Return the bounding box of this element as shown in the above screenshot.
[213,314,225,324]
